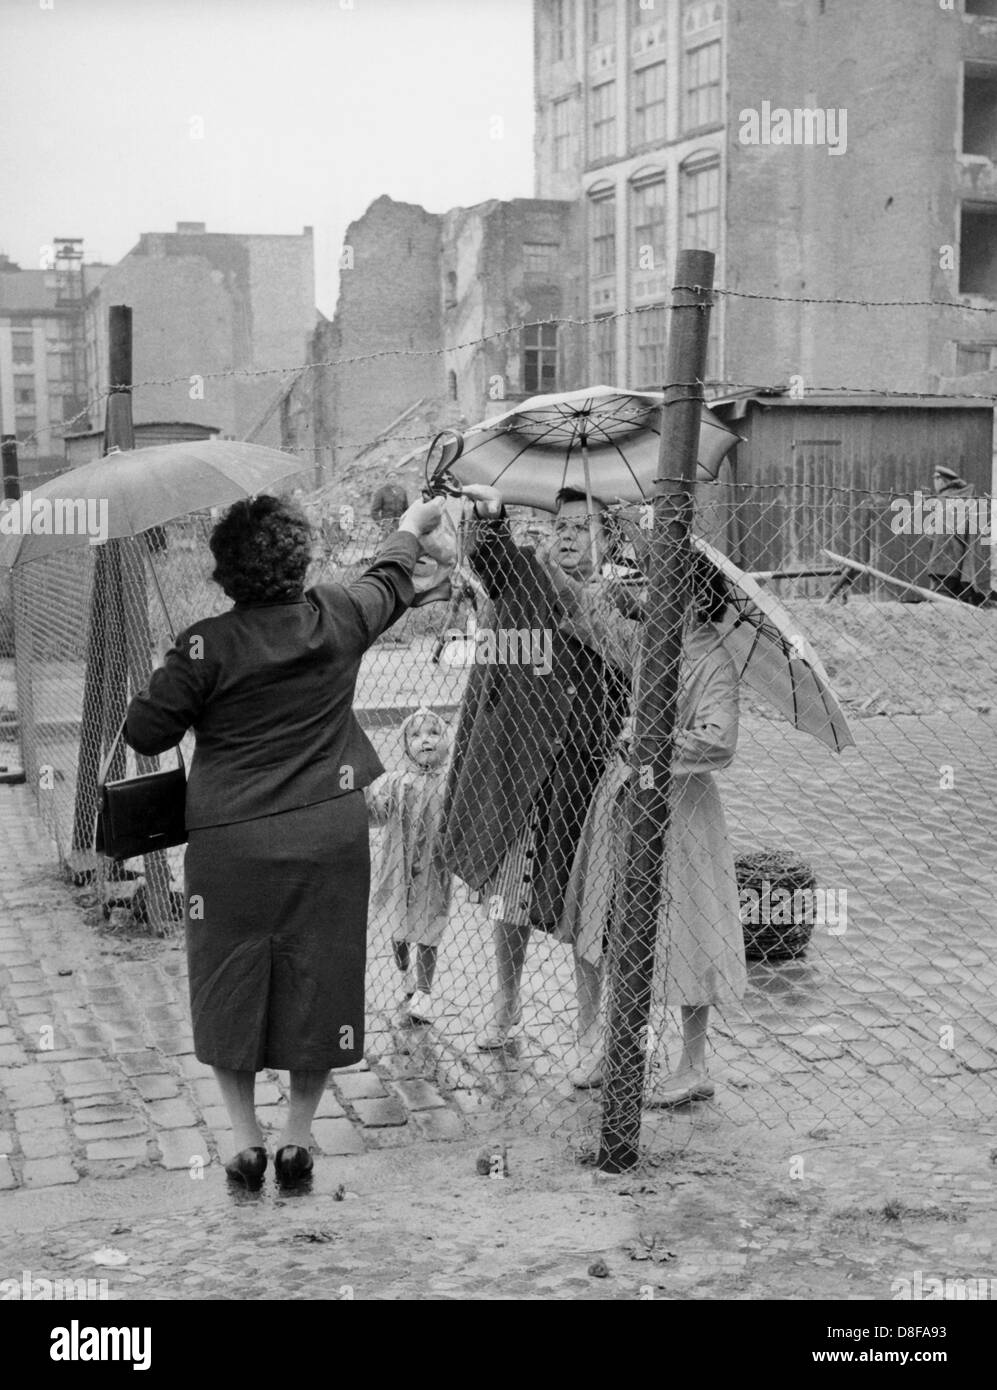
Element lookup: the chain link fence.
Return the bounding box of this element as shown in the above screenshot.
[6,479,997,1160]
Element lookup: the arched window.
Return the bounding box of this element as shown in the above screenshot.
[587,180,616,277]
[445,270,458,309]
[680,151,720,252]
[629,166,667,270]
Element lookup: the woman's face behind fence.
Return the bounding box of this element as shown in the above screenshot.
[552,498,608,579]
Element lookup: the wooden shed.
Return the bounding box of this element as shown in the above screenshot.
[62,420,221,469]
[707,394,995,595]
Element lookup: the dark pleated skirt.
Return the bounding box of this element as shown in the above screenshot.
[184,793,368,1072]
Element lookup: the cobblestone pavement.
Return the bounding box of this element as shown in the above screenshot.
[1,708,996,1299]
[1,709,996,1198]
[0,785,471,1192]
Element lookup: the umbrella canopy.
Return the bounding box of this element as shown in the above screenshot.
[0,438,308,568]
[695,537,855,753]
[447,386,741,511]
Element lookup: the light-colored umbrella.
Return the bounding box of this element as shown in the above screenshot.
[446,386,741,513]
[0,438,309,568]
[606,515,853,752]
[696,537,855,753]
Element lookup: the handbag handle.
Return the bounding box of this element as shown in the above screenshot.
[98,717,184,787]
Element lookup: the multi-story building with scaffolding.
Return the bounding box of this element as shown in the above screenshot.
[0,241,107,490]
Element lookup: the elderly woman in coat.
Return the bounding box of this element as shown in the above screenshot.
[547,547,747,1107]
[125,491,444,1189]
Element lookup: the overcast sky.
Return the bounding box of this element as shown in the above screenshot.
[0,0,535,316]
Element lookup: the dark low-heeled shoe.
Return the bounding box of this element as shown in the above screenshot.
[225,1146,267,1189]
[275,1144,314,1187]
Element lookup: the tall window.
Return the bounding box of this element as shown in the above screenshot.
[553,97,573,172]
[590,0,615,44]
[632,178,666,271]
[11,330,33,366]
[684,39,721,130]
[633,305,667,387]
[592,316,616,382]
[590,194,616,276]
[633,60,667,144]
[553,0,575,60]
[590,80,616,161]
[682,158,720,251]
[523,323,559,394]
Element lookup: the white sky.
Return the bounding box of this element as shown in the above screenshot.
[0,0,535,317]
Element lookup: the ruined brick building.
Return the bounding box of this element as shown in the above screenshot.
[304,0,997,478]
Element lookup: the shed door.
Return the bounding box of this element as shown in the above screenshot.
[787,439,865,595]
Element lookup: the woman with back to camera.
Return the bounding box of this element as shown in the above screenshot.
[125,490,444,1189]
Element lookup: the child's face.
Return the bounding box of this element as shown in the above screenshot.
[406,718,446,769]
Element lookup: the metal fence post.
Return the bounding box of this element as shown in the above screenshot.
[597,250,715,1173]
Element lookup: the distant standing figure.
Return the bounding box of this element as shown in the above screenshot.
[371,469,410,537]
[366,709,453,1025]
[926,468,992,606]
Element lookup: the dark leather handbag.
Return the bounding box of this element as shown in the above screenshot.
[95,719,187,861]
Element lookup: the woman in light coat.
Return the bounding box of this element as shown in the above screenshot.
[549,549,746,1107]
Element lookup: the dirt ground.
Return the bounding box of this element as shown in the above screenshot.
[744,596,994,719]
[3,1122,995,1302]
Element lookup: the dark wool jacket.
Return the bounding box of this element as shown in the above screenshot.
[440,517,628,928]
[370,484,409,521]
[125,531,420,829]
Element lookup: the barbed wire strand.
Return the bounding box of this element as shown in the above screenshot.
[13,284,997,454]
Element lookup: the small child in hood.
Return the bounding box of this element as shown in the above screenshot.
[366,709,453,1024]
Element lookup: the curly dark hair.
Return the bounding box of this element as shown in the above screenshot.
[209,494,312,603]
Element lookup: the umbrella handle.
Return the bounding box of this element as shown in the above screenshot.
[581,440,601,573]
[143,541,177,643]
[424,430,465,498]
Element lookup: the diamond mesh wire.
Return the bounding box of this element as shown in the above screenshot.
[7,481,996,1160]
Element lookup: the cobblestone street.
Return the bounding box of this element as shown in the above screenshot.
[1,707,996,1296]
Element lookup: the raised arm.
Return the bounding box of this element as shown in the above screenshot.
[341,531,420,648]
[539,558,639,673]
[342,498,445,649]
